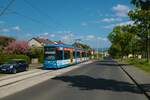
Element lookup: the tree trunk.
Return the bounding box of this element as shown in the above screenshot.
[146,30,149,62]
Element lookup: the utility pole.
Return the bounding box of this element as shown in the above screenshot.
[147,24,150,62]
[96,38,99,60]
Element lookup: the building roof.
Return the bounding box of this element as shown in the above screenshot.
[0,35,15,41]
[54,41,64,44]
[31,37,54,44]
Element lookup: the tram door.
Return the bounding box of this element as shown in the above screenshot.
[70,50,73,64]
[80,51,82,62]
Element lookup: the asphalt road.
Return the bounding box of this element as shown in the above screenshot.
[1,59,148,100]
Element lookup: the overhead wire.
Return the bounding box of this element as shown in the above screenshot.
[23,0,66,29]
[0,0,15,16]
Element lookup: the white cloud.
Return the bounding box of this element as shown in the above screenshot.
[61,33,75,43]
[1,28,10,32]
[43,32,49,35]
[97,37,102,40]
[117,21,134,26]
[55,31,72,34]
[86,35,95,40]
[81,22,88,26]
[103,24,116,29]
[0,26,21,32]
[49,34,55,38]
[0,21,5,24]
[0,25,21,33]
[102,21,134,29]
[12,26,21,31]
[38,32,49,39]
[112,4,130,17]
[102,18,122,22]
[97,37,109,41]
[48,32,110,48]
[26,33,32,37]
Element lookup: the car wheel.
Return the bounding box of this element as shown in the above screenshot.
[12,68,17,74]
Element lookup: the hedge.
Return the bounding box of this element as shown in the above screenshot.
[0,54,30,64]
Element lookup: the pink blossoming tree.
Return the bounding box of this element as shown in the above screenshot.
[4,41,29,54]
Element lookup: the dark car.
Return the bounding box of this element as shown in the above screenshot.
[0,59,29,74]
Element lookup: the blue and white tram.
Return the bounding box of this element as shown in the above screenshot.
[43,44,90,69]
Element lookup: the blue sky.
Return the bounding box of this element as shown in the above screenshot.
[0,0,133,48]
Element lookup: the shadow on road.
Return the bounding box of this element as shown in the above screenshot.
[96,59,130,66]
[53,75,145,94]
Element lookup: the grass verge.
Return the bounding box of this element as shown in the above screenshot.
[117,58,150,73]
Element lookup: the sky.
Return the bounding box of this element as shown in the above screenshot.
[0,0,133,48]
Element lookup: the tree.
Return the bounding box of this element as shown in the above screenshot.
[129,0,150,62]
[108,44,121,58]
[0,36,15,46]
[108,25,133,60]
[28,47,44,63]
[72,42,92,50]
[4,40,29,54]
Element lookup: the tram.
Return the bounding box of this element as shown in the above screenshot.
[43,44,90,69]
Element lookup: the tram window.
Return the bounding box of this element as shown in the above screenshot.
[44,47,55,52]
[44,54,55,60]
[84,52,86,57]
[56,50,63,60]
[87,53,89,57]
[85,53,88,57]
[77,52,80,58]
[82,52,85,57]
[73,51,75,58]
[44,46,56,61]
[64,51,70,59]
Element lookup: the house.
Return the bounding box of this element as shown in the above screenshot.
[28,38,64,47]
[28,37,54,47]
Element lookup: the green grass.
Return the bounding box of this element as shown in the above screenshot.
[120,58,150,72]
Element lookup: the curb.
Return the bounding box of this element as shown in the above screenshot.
[120,66,150,100]
[116,61,150,100]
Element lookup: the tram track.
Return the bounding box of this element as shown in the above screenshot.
[0,69,52,88]
[0,69,43,81]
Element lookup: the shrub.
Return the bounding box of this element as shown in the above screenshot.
[29,47,44,63]
[0,54,30,64]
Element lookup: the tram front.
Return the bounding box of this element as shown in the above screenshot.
[43,46,57,69]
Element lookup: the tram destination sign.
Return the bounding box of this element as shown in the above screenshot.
[45,51,56,54]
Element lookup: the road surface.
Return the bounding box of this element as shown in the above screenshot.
[1,59,148,100]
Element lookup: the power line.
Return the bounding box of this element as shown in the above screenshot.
[0,8,50,27]
[23,0,66,29]
[12,11,44,24]
[0,1,49,26]
[0,7,48,25]
[0,0,15,16]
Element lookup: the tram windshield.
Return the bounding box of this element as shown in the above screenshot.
[44,47,56,60]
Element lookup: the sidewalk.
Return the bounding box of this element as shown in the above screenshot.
[0,64,42,78]
[29,63,42,69]
[121,64,150,97]
[0,69,50,87]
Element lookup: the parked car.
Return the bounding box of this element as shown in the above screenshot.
[0,59,29,74]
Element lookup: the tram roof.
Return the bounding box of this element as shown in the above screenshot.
[45,44,73,48]
[45,44,89,51]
